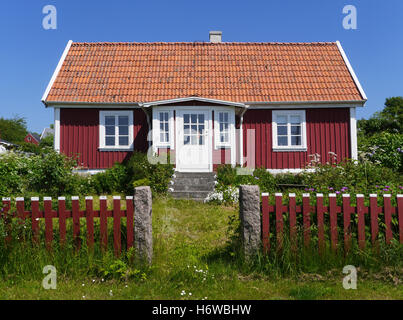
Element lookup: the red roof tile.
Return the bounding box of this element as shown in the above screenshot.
[45,42,365,104]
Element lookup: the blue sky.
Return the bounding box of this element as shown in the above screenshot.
[0,0,402,133]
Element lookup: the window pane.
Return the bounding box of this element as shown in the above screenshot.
[165,133,169,142]
[105,116,115,125]
[164,123,169,132]
[199,136,204,145]
[106,126,115,135]
[224,123,229,131]
[119,136,129,146]
[191,135,197,145]
[184,135,190,145]
[198,114,204,123]
[191,125,197,134]
[278,136,288,146]
[220,133,225,143]
[184,125,190,134]
[219,113,223,122]
[224,133,229,142]
[290,115,301,124]
[291,125,301,135]
[191,114,197,123]
[160,123,164,130]
[224,113,228,122]
[164,112,168,122]
[159,113,164,122]
[160,133,165,142]
[219,123,223,131]
[199,125,204,134]
[277,125,287,135]
[277,115,287,124]
[291,136,301,146]
[184,114,189,124]
[118,116,128,126]
[105,136,115,146]
[119,126,128,135]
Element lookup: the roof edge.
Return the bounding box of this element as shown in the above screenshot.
[336,41,367,101]
[42,40,73,105]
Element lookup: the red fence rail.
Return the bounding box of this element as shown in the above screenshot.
[261,193,403,254]
[1,196,134,256]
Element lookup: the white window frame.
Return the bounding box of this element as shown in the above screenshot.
[99,110,134,151]
[214,108,235,149]
[152,108,174,150]
[272,110,307,151]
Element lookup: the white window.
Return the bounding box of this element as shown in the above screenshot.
[152,109,174,149]
[272,110,307,151]
[99,111,133,150]
[214,110,233,148]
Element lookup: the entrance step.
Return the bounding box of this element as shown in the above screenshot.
[168,172,216,201]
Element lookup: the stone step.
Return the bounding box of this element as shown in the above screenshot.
[171,177,216,185]
[171,183,216,192]
[173,172,216,179]
[170,190,211,200]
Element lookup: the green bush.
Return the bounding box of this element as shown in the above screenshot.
[358,132,403,172]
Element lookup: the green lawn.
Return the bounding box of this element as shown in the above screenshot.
[0,197,402,300]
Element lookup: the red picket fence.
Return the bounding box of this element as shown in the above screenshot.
[0,196,134,256]
[261,193,403,254]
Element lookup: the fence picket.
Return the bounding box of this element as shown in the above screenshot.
[113,196,122,256]
[261,193,270,254]
[16,197,25,220]
[44,197,53,250]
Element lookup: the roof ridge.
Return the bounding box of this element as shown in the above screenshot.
[71,41,337,46]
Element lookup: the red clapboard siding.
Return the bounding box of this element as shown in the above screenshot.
[60,108,148,169]
[243,108,351,169]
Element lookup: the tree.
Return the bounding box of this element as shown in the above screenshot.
[0,116,28,144]
[358,97,403,136]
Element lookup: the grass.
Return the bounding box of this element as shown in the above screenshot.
[0,196,403,300]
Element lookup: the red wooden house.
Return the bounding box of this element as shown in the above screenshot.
[24,133,40,145]
[42,32,366,174]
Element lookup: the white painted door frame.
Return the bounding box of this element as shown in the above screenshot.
[175,107,212,172]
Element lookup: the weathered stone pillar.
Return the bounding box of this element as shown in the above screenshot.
[134,186,153,264]
[239,185,261,259]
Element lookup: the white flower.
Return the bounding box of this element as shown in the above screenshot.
[109,290,113,296]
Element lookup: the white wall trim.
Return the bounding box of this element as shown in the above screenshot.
[350,107,358,160]
[267,168,315,175]
[336,41,367,101]
[41,40,73,103]
[99,110,134,151]
[54,107,60,152]
[73,168,106,175]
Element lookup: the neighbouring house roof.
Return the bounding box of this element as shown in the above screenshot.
[43,41,366,105]
[28,132,41,142]
[40,127,54,139]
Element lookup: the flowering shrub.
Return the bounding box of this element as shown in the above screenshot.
[358,132,403,172]
[205,185,239,204]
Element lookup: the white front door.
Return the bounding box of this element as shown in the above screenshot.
[176,110,211,172]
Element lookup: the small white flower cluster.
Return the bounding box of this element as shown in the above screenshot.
[180,290,192,296]
[204,186,239,204]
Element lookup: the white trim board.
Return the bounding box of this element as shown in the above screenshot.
[336,41,367,101]
[350,107,358,160]
[54,108,60,152]
[42,40,73,102]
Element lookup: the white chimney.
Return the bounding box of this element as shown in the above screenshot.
[209,31,222,43]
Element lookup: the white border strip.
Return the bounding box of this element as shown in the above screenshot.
[41,40,73,102]
[350,107,358,160]
[336,41,367,100]
[54,107,60,152]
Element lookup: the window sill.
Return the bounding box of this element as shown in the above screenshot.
[98,147,134,152]
[272,147,307,152]
[215,145,231,149]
